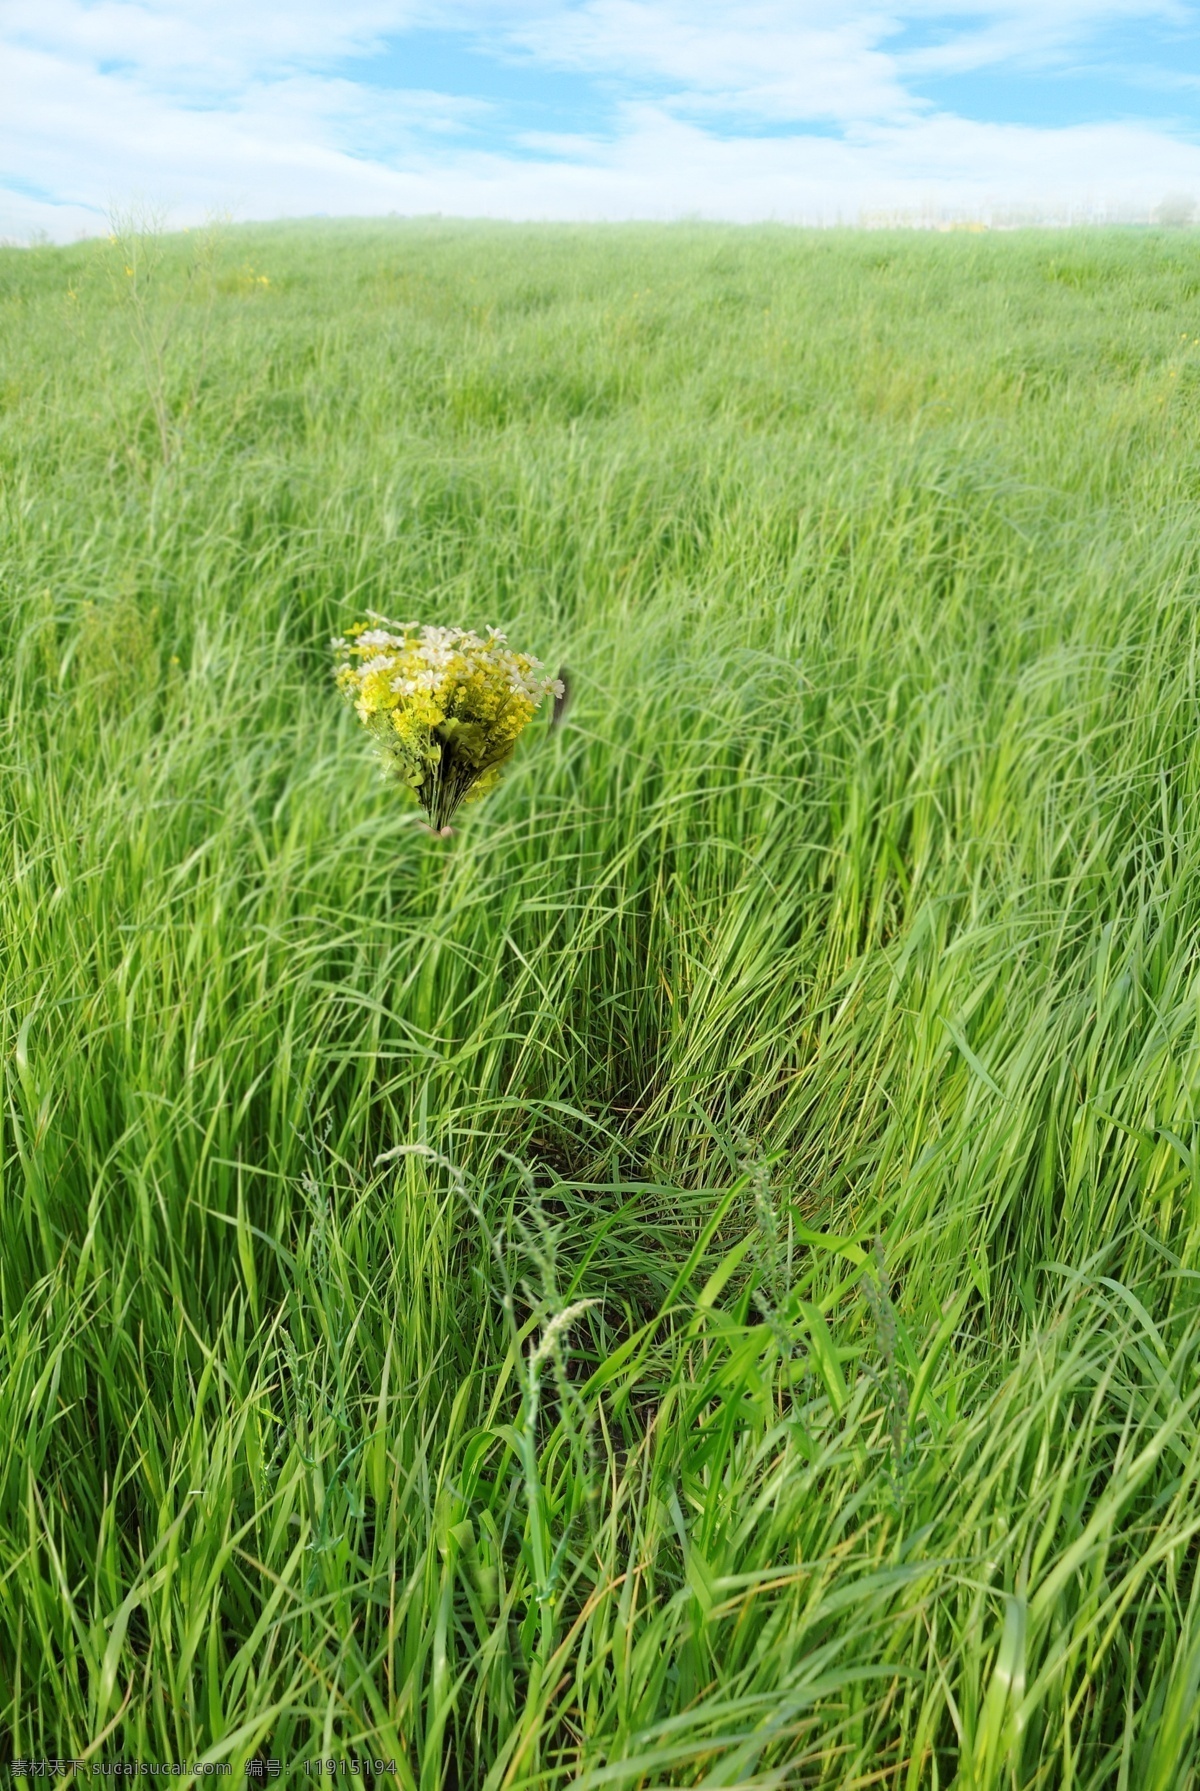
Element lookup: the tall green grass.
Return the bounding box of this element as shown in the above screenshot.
[4,218,1200,1784]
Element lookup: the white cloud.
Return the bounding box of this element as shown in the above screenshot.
[498,2,915,121]
[496,0,1189,106]
[2,0,1200,239]
[2,0,405,88]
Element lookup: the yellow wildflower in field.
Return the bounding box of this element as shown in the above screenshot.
[333,622,563,831]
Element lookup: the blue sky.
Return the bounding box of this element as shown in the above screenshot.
[3,0,1200,238]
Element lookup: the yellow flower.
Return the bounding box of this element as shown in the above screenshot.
[333,622,563,831]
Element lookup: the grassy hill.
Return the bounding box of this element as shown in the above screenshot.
[4,218,1200,1784]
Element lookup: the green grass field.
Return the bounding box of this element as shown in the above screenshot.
[5,217,1200,1786]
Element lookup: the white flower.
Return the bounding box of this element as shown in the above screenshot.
[356,628,406,650]
[420,625,457,651]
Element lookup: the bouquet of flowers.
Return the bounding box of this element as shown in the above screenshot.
[333,621,564,832]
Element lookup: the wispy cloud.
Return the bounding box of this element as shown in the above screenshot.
[2,0,1199,238]
[496,2,916,123]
